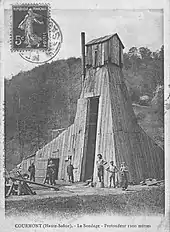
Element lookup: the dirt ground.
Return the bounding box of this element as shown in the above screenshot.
[5,182,164,218]
[5,182,162,201]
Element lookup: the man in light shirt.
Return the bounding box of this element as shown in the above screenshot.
[96,154,107,184]
[106,161,118,188]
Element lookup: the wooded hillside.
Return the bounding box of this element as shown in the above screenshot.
[5,46,164,170]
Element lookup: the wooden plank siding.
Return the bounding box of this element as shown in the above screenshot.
[106,63,164,183]
[82,63,163,185]
[28,97,89,183]
[111,36,120,66]
[108,64,140,133]
[81,67,117,185]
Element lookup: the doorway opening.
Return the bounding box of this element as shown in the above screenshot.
[81,96,99,181]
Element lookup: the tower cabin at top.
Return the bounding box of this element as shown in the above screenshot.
[85,33,124,69]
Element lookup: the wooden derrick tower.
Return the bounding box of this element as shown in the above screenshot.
[21,33,164,185]
[81,33,164,184]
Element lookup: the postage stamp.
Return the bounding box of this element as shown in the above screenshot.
[11,4,63,64]
[11,4,50,51]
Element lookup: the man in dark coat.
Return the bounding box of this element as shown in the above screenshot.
[28,162,35,182]
[67,163,75,183]
[47,160,56,185]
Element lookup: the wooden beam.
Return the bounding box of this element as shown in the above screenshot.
[22,182,36,195]
[10,177,60,190]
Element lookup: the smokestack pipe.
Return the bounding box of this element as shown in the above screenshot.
[81,32,86,88]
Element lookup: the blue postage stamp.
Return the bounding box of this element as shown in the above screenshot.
[11,4,50,51]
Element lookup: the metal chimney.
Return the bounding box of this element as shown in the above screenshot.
[81,32,86,88]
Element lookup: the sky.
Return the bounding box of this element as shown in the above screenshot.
[3,4,163,79]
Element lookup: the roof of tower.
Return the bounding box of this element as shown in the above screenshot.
[86,33,125,48]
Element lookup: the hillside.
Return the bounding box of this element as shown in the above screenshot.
[5,46,164,170]
[5,57,82,170]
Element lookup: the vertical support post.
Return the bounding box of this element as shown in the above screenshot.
[81,32,86,89]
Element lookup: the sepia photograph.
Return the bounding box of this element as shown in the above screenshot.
[1,0,170,231]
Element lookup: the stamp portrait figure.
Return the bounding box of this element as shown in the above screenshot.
[18,8,44,48]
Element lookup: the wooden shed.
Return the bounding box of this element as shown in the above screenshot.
[21,33,164,185]
[86,33,124,68]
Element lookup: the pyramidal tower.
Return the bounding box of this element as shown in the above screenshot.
[22,33,164,185]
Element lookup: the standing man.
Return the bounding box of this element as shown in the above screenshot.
[47,160,56,185]
[106,161,118,188]
[43,168,50,184]
[28,161,35,182]
[67,162,75,183]
[120,162,129,191]
[96,154,107,187]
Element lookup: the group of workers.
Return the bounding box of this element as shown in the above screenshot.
[96,154,129,191]
[28,160,58,185]
[27,159,75,186]
[27,154,129,190]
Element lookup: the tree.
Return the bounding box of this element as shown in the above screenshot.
[139,47,152,67]
[127,47,141,74]
[123,53,131,70]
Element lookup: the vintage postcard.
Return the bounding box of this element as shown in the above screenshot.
[0,0,170,231]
